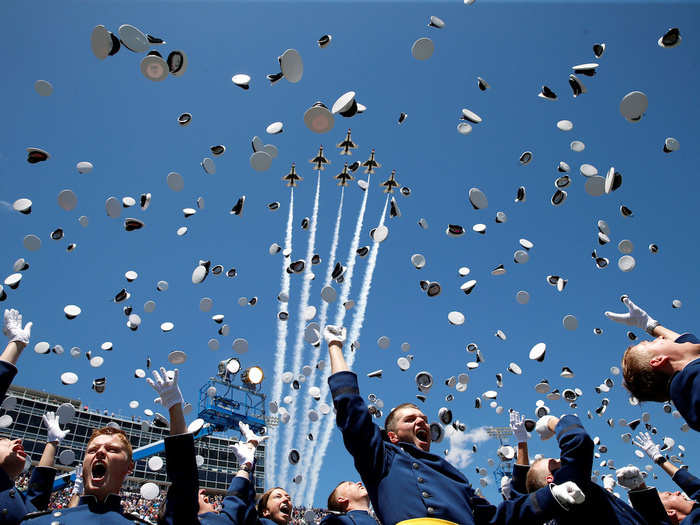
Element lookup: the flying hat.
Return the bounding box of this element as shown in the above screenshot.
[34,80,53,97]
[468,188,488,209]
[318,35,332,48]
[27,147,50,164]
[658,27,681,48]
[118,24,149,53]
[477,77,490,90]
[304,102,334,133]
[593,43,606,58]
[91,25,120,59]
[140,51,169,81]
[167,51,188,77]
[279,49,303,83]
[620,91,648,122]
[538,86,557,100]
[411,38,434,60]
[529,342,546,362]
[568,75,586,97]
[232,74,251,89]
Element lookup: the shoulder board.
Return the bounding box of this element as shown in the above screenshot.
[123,512,152,523]
[20,509,53,521]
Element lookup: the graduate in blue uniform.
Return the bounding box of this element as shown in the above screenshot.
[526,413,648,525]
[605,296,700,431]
[616,433,700,524]
[321,480,377,525]
[197,421,271,525]
[0,309,65,525]
[323,325,586,525]
[22,366,197,524]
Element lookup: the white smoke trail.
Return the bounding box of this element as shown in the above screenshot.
[291,187,344,500]
[304,196,389,505]
[267,188,294,489]
[278,173,321,486]
[297,178,371,500]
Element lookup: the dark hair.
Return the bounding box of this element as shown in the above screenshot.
[257,486,286,517]
[384,403,420,434]
[622,346,672,402]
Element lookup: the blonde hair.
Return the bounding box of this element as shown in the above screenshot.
[525,459,548,493]
[622,346,672,402]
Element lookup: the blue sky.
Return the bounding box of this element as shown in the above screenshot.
[2,0,700,508]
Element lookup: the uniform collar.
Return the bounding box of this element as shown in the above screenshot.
[0,467,14,492]
[79,493,123,513]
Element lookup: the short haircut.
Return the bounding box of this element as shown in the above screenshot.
[327,482,347,512]
[86,427,133,462]
[257,486,284,517]
[525,459,548,493]
[384,403,420,434]
[622,346,672,402]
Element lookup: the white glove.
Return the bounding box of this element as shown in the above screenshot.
[605,297,658,335]
[238,421,269,447]
[535,415,557,440]
[616,465,644,490]
[323,325,346,346]
[71,464,84,496]
[633,432,662,462]
[230,441,256,468]
[146,367,184,410]
[602,475,616,491]
[500,476,512,500]
[42,411,69,443]
[509,410,529,443]
[550,481,586,509]
[3,309,32,345]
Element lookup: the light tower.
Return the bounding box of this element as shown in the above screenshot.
[485,426,515,496]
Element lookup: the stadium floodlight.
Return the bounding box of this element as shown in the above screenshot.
[242,366,264,385]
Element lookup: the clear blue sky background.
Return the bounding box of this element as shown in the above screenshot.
[1,0,700,508]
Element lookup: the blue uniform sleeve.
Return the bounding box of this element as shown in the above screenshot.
[328,371,388,480]
[163,433,199,525]
[628,487,673,525]
[319,514,345,525]
[672,468,700,501]
[220,475,258,524]
[472,485,568,525]
[24,466,56,511]
[511,464,530,495]
[0,361,18,401]
[554,415,593,486]
[670,334,700,432]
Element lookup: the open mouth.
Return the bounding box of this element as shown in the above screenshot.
[91,461,107,483]
[12,443,27,459]
[415,429,429,443]
[280,502,291,515]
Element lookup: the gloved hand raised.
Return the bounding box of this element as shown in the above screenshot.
[602,475,616,491]
[239,421,269,447]
[71,464,84,497]
[616,465,644,490]
[500,476,512,500]
[509,410,529,443]
[633,432,662,462]
[550,481,585,509]
[535,415,557,440]
[3,309,32,345]
[146,367,184,410]
[323,325,346,346]
[230,442,256,469]
[605,297,658,335]
[42,411,69,443]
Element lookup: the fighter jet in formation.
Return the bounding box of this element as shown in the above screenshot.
[362,149,381,174]
[381,170,400,194]
[335,163,354,187]
[337,129,357,155]
[309,146,330,171]
[283,163,303,187]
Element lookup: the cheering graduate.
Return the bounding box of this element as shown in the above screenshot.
[321,481,376,525]
[615,433,700,524]
[527,413,648,525]
[22,366,196,524]
[605,297,700,431]
[1,309,65,525]
[324,325,586,525]
[197,421,272,525]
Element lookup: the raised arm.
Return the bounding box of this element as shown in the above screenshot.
[605,296,680,339]
[0,309,32,398]
[324,325,387,480]
[617,466,672,525]
[537,415,593,486]
[148,367,199,525]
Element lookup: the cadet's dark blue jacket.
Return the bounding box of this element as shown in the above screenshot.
[199,473,259,525]
[552,415,647,524]
[320,509,376,525]
[0,361,56,525]
[629,468,700,524]
[330,371,568,525]
[669,334,700,432]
